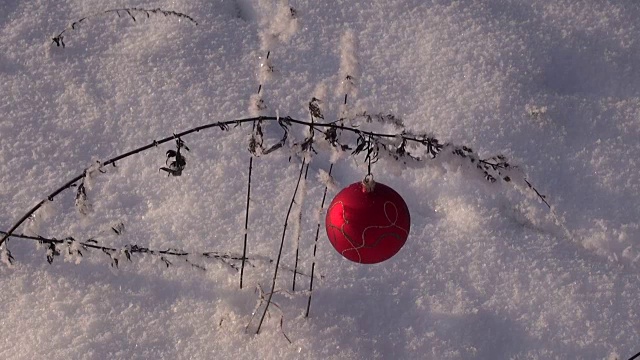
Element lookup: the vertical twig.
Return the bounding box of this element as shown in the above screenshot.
[256,51,270,96]
[306,88,348,317]
[305,162,334,318]
[304,81,351,318]
[241,50,270,288]
[292,163,310,292]
[291,108,317,291]
[367,133,374,177]
[240,156,253,289]
[256,158,307,334]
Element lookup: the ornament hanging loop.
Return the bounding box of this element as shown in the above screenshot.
[362,174,375,193]
[362,133,376,193]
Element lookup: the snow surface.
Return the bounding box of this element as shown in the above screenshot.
[1,0,639,359]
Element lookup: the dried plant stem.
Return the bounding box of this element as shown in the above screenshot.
[0,231,247,270]
[255,158,307,334]
[292,246,300,291]
[1,230,325,281]
[524,179,550,209]
[257,51,270,95]
[0,116,549,250]
[291,163,310,292]
[52,7,198,47]
[242,49,269,287]
[240,156,253,289]
[304,91,346,315]
[305,162,334,318]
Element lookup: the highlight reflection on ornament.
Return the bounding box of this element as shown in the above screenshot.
[325,180,410,264]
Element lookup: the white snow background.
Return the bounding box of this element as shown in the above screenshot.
[1,0,639,359]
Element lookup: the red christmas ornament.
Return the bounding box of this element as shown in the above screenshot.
[325,178,411,264]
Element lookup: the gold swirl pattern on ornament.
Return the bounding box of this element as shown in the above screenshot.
[327,200,409,263]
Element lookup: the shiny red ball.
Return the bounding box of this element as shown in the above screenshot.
[325,181,410,264]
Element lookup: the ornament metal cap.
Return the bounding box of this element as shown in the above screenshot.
[362,174,375,193]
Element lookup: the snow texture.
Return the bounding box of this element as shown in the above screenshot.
[1,0,639,359]
[259,0,299,51]
[337,29,360,97]
[337,29,360,120]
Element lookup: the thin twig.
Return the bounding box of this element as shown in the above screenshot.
[240,156,253,289]
[0,116,547,250]
[52,7,197,48]
[305,163,334,318]
[524,178,551,209]
[1,230,326,280]
[0,231,247,271]
[242,49,272,287]
[246,285,292,343]
[292,163,309,292]
[256,158,307,334]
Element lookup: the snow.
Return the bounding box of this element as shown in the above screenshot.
[1,0,639,359]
